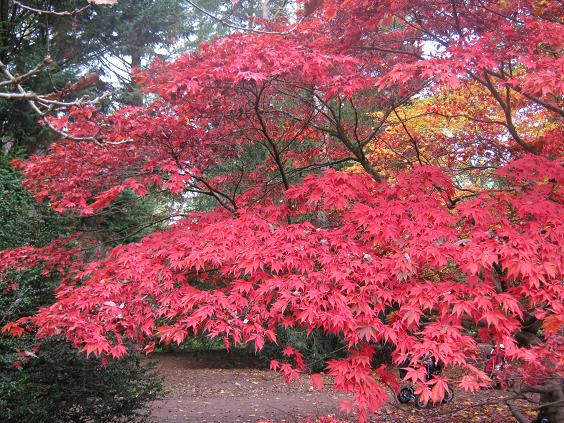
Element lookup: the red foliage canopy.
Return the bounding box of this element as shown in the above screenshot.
[2,1,563,421]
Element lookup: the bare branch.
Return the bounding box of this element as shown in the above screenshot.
[185,0,303,35]
[14,1,91,17]
[0,56,52,87]
[0,58,118,145]
[393,106,424,166]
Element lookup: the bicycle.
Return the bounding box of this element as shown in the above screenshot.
[396,353,454,409]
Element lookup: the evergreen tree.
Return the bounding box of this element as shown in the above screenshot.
[0,0,189,152]
[0,154,164,422]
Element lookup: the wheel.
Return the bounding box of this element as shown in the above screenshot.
[442,384,454,403]
[415,395,431,409]
[397,387,413,404]
[490,372,501,389]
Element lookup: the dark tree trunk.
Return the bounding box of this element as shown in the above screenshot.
[0,0,11,61]
[127,47,143,106]
[539,381,564,423]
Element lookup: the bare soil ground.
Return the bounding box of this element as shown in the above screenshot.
[149,351,538,423]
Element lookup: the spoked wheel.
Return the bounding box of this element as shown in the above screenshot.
[488,372,501,389]
[397,387,413,404]
[415,395,431,409]
[442,384,454,403]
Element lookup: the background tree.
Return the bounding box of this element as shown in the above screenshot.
[0,0,189,153]
[181,0,294,47]
[0,154,163,423]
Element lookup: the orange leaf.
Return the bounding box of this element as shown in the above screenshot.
[1,322,25,337]
[543,315,564,334]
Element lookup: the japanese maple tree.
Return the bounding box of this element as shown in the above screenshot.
[1,1,563,421]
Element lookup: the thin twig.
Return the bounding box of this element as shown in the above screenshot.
[14,1,91,17]
[185,0,303,35]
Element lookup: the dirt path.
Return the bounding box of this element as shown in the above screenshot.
[149,351,538,423]
[149,351,348,422]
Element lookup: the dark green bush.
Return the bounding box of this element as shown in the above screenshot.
[0,338,162,423]
[254,327,347,373]
[0,160,163,422]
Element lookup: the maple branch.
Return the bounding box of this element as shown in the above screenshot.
[183,168,239,214]
[483,68,564,118]
[348,98,362,144]
[252,84,290,190]
[470,70,539,155]
[393,107,424,166]
[89,214,181,248]
[412,111,506,126]
[403,10,564,124]
[271,82,337,127]
[490,267,504,294]
[356,45,424,60]
[539,399,564,409]
[378,137,416,167]
[278,114,315,155]
[0,56,51,87]
[230,160,246,200]
[360,108,394,148]
[395,397,507,420]
[293,87,384,181]
[506,399,531,423]
[361,86,428,147]
[0,58,50,116]
[399,18,450,49]
[194,177,239,214]
[158,137,239,214]
[450,0,464,38]
[262,157,356,189]
[0,92,45,100]
[246,83,317,159]
[476,0,525,25]
[518,382,564,395]
[406,4,563,122]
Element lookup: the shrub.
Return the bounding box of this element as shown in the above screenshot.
[0,160,163,422]
[255,327,346,373]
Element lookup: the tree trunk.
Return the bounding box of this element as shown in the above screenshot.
[0,0,11,61]
[502,297,563,422]
[539,381,564,423]
[260,0,269,19]
[127,47,143,106]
